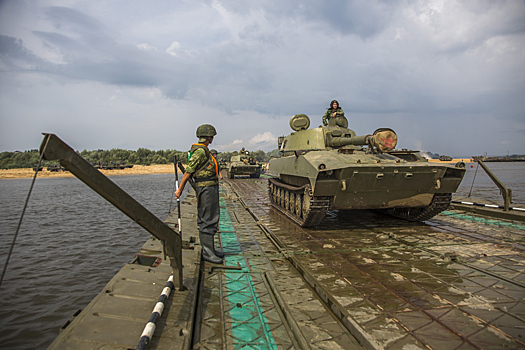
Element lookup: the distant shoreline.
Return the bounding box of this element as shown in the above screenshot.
[0,164,177,180]
[1,159,475,180]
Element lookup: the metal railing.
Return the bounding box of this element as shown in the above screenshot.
[474,159,513,211]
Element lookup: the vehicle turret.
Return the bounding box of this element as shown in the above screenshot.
[278,114,398,155]
[227,148,262,179]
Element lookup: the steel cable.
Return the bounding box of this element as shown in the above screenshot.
[468,162,479,198]
[0,138,49,289]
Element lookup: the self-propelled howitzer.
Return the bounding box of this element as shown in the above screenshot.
[227,149,262,179]
[268,114,466,227]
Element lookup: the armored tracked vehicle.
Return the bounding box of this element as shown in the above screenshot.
[227,149,262,179]
[269,114,466,226]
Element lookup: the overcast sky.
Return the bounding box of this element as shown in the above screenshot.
[1,0,524,157]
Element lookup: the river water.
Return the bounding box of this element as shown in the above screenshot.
[0,162,523,349]
[0,174,180,349]
[455,161,524,204]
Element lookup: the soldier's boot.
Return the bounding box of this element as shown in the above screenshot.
[213,234,225,258]
[200,232,223,264]
[214,247,225,258]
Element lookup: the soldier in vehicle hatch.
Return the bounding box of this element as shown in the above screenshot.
[174,124,224,263]
[322,99,345,126]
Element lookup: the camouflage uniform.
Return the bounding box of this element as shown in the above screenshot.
[322,107,345,126]
[187,144,219,187]
[186,143,219,237]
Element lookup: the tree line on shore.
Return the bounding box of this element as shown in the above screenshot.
[0,148,281,169]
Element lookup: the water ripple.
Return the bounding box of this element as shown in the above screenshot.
[0,173,177,349]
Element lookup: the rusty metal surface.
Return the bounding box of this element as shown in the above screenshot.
[226,177,525,349]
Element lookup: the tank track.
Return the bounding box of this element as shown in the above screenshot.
[268,178,331,227]
[381,193,452,221]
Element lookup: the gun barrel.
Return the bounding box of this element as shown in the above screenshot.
[327,134,370,147]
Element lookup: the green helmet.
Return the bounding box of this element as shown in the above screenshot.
[196,124,217,138]
[210,149,218,155]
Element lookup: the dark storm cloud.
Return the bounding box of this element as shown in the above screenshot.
[0,35,25,57]
[203,0,398,38]
[0,5,192,94]
[0,35,44,69]
[301,0,397,38]
[1,1,408,114]
[33,6,118,65]
[43,6,112,46]
[0,0,523,156]
[0,32,175,90]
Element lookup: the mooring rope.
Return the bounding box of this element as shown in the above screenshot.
[0,138,49,289]
[136,274,175,350]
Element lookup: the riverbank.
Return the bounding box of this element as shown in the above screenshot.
[0,164,177,179]
[0,159,473,179]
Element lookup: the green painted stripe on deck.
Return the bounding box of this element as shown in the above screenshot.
[442,210,525,230]
[219,195,278,349]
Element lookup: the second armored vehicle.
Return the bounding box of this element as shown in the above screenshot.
[227,149,263,179]
[269,114,466,226]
